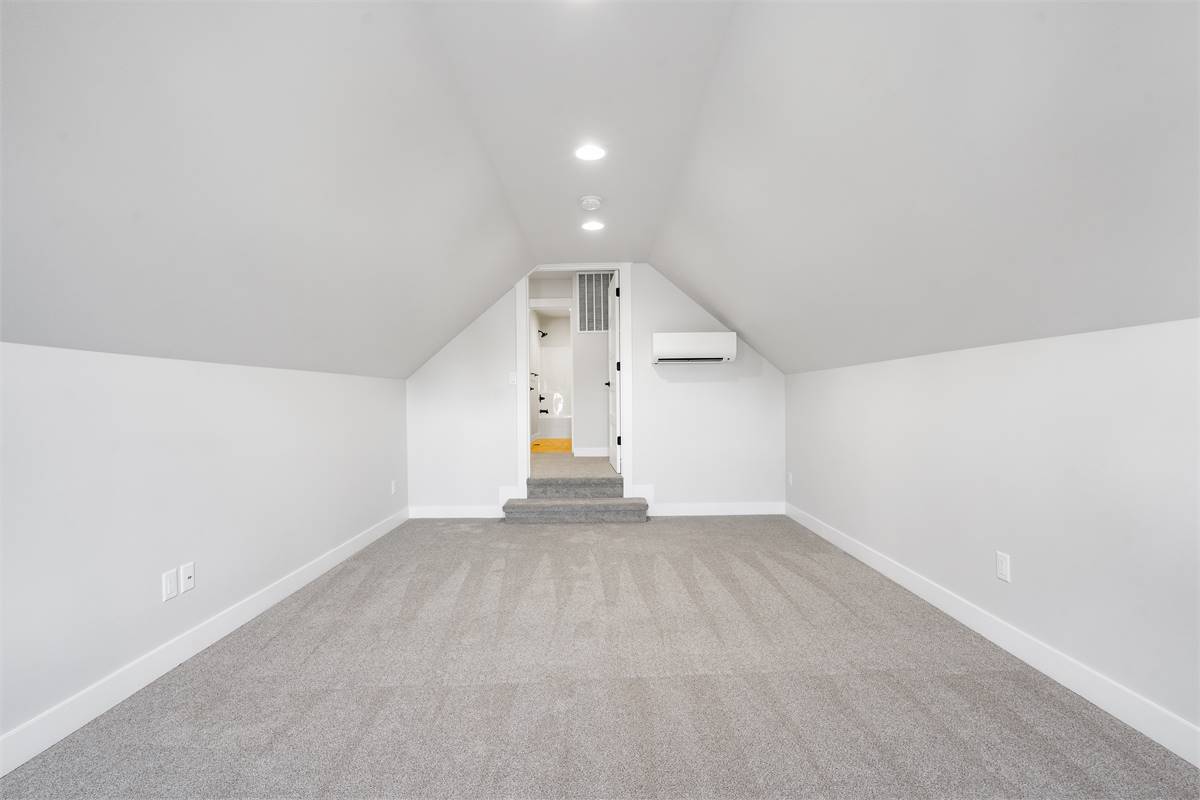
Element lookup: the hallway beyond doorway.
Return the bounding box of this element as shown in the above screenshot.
[531,452,617,479]
[530,438,571,454]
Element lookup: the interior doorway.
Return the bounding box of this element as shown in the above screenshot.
[526,267,620,480]
[528,294,571,454]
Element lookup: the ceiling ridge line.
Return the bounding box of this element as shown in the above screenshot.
[415,3,538,267]
[644,1,746,265]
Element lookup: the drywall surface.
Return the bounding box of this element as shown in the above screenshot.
[572,313,608,453]
[2,3,530,378]
[653,2,1198,372]
[528,310,541,439]
[631,263,785,510]
[403,266,785,512]
[529,275,572,299]
[428,2,733,264]
[406,290,519,513]
[534,315,571,421]
[1,343,407,734]
[786,319,1199,728]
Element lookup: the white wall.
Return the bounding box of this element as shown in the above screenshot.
[406,290,519,516]
[528,310,541,440]
[404,266,786,515]
[1,343,407,769]
[529,276,572,299]
[534,314,571,422]
[785,319,1199,761]
[630,263,785,513]
[571,311,609,454]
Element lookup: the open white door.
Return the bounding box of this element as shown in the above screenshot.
[607,273,621,473]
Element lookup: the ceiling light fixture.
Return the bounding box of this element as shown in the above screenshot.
[574,143,606,161]
[579,195,603,211]
[581,220,605,232]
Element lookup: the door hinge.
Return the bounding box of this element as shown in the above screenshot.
[615,287,620,297]
[616,361,621,371]
[617,435,622,446]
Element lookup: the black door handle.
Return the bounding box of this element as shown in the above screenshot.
[604,381,611,387]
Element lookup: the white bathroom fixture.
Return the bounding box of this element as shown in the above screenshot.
[651,331,737,364]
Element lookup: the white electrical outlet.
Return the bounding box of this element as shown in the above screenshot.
[179,562,195,593]
[390,479,398,496]
[162,568,179,601]
[995,551,1012,583]
[787,471,793,487]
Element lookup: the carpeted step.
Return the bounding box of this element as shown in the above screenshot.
[526,476,624,499]
[503,497,648,524]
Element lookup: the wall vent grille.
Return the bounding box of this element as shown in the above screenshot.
[577,272,613,333]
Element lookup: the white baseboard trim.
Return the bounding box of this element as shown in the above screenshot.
[784,504,1200,767]
[0,508,410,777]
[572,447,607,457]
[651,501,786,517]
[408,505,502,519]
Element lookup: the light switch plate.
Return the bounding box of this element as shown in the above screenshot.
[179,562,195,593]
[162,568,179,601]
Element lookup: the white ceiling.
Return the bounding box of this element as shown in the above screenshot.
[651,3,1198,372]
[427,2,734,265]
[3,2,1196,377]
[1,3,531,378]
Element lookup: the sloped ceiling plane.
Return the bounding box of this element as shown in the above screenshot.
[3,2,1195,377]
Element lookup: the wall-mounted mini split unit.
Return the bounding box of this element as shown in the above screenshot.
[651,331,737,364]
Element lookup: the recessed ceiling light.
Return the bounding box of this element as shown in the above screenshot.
[581,220,605,231]
[579,195,602,211]
[574,143,606,161]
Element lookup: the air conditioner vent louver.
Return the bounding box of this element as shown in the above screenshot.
[578,272,612,333]
[651,332,737,364]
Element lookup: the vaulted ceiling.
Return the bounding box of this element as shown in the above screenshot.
[3,2,1196,377]
[651,2,1198,372]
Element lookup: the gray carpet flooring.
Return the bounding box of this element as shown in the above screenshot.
[3,516,1196,799]
[530,452,616,479]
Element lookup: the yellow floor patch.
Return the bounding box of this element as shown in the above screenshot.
[531,438,572,453]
